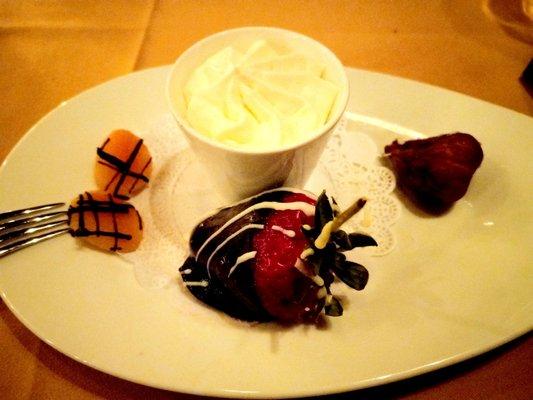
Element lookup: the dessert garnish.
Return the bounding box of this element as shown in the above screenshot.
[95,129,152,200]
[67,190,143,253]
[179,188,376,323]
[384,132,483,213]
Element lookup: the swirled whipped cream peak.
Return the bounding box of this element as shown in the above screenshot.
[183,40,340,150]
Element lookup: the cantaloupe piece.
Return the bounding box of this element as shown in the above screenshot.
[67,191,143,253]
[94,129,152,199]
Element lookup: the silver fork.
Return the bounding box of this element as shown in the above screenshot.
[0,203,69,258]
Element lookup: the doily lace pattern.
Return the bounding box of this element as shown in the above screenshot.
[122,113,400,289]
[316,116,400,256]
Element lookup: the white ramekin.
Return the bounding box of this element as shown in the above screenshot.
[166,27,349,200]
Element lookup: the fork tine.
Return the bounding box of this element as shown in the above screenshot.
[0,211,67,232]
[0,219,68,244]
[0,202,65,223]
[0,202,69,258]
[0,227,70,258]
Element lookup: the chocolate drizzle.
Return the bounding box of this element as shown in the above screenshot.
[67,192,137,251]
[97,138,152,200]
[180,188,315,321]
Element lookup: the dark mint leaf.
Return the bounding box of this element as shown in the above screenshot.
[314,191,333,232]
[332,231,378,251]
[331,197,340,217]
[301,225,316,240]
[307,250,334,285]
[306,253,322,276]
[320,268,335,287]
[324,296,343,316]
[318,243,337,277]
[333,252,346,269]
[333,260,369,290]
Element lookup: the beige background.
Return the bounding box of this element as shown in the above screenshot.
[0,1,532,399]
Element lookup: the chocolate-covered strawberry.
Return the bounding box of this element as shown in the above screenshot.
[179,188,377,323]
[384,132,483,213]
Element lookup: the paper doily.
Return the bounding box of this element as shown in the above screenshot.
[313,116,401,256]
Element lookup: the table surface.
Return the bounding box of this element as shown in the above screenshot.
[0,1,532,399]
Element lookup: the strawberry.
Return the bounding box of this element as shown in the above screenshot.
[385,132,483,213]
[253,193,320,322]
[179,188,376,323]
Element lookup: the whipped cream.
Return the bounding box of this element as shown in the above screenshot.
[183,40,340,149]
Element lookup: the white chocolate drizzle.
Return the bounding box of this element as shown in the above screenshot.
[206,224,264,275]
[311,274,325,287]
[198,187,316,221]
[228,251,257,277]
[185,280,208,287]
[314,220,334,249]
[196,200,315,261]
[294,259,324,287]
[317,287,327,299]
[299,248,315,259]
[361,206,372,228]
[271,225,296,237]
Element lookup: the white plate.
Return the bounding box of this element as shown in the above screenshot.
[0,66,531,398]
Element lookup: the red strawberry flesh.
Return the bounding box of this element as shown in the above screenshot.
[253,193,322,322]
